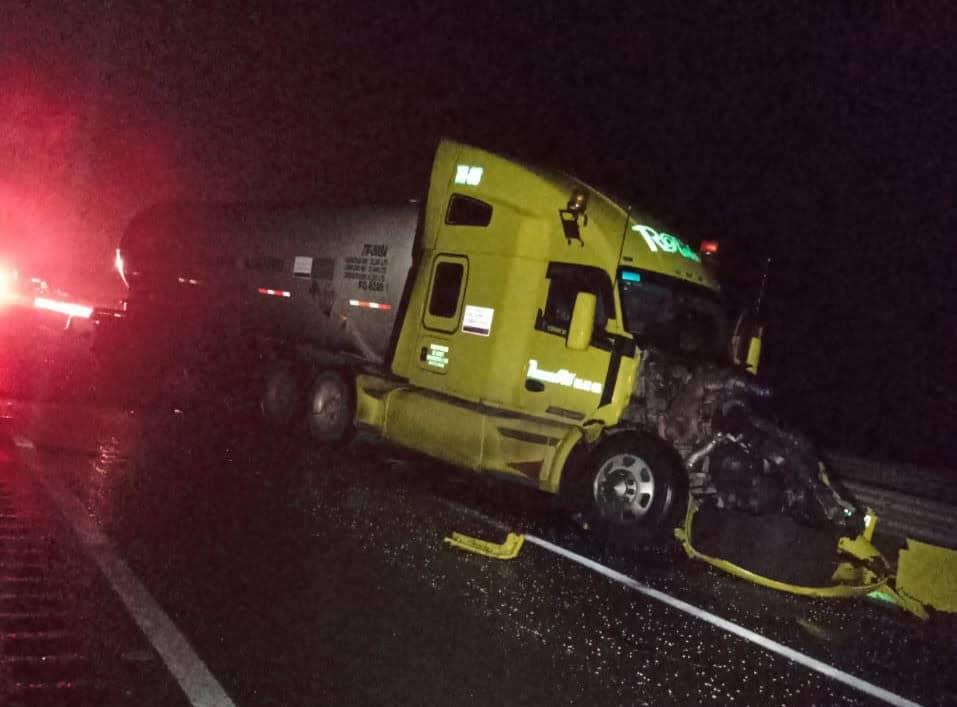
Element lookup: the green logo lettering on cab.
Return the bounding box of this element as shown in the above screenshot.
[632,224,701,262]
[527,359,602,395]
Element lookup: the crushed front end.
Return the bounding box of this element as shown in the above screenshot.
[623,349,927,616]
[609,224,929,614]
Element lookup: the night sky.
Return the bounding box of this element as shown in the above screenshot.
[2,3,955,467]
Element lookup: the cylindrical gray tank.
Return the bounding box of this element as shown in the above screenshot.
[118,202,419,364]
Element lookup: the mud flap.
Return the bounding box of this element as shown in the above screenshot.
[674,500,929,620]
[444,531,525,560]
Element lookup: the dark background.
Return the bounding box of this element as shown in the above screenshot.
[1,3,954,467]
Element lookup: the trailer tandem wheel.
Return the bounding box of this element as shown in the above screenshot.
[306,369,356,444]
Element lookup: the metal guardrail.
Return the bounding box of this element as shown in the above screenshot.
[825,452,957,549]
[840,480,957,550]
[826,451,957,506]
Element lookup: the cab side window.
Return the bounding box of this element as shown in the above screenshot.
[428,262,464,318]
[445,194,493,227]
[536,263,614,337]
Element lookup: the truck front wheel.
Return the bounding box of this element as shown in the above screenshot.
[306,369,355,444]
[564,434,687,547]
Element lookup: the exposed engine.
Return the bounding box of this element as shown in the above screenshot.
[624,349,858,529]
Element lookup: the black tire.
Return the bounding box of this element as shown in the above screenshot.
[305,369,355,444]
[260,361,302,428]
[562,433,688,548]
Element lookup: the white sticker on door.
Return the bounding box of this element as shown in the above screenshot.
[462,305,494,336]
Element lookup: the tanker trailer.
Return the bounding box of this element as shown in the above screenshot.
[101,201,418,428]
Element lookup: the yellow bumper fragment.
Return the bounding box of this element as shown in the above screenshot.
[675,500,930,620]
[444,531,525,560]
[894,539,957,614]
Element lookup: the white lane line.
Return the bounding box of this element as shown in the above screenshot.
[14,437,237,707]
[524,534,923,707]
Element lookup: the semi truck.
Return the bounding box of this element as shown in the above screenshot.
[104,139,855,545]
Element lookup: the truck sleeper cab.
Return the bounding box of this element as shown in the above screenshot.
[353,140,722,544]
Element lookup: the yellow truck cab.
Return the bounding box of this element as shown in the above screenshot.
[354,139,725,542]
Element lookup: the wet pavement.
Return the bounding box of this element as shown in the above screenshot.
[0,433,188,707]
[1,397,956,706]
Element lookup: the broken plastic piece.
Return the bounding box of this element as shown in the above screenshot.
[837,511,884,563]
[444,531,525,560]
[894,539,957,614]
[865,585,929,620]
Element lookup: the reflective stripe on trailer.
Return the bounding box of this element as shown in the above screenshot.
[348,299,392,310]
[257,288,292,298]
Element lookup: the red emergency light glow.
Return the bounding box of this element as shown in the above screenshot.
[257,288,291,298]
[348,299,392,310]
[33,297,93,319]
[0,268,16,305]
[700,240,719,255]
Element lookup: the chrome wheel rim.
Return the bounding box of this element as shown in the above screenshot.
[593,453,656,524]
[310,378,345,435]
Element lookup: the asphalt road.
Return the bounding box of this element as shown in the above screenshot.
[2,397,955,707]
[0,429,189,707]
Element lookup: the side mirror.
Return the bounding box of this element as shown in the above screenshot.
[566,292,596,351]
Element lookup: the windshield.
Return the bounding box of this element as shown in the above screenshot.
[618,268,729,361]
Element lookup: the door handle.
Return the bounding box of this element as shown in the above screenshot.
[525,379,545,392]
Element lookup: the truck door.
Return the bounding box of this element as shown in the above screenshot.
[411,254,468,389]
[517,262,616,421]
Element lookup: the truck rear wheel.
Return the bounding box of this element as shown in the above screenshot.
[564,434,687,548]
[306,369,355,444]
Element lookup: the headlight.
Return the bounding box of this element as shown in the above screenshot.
[0,267,18,305]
